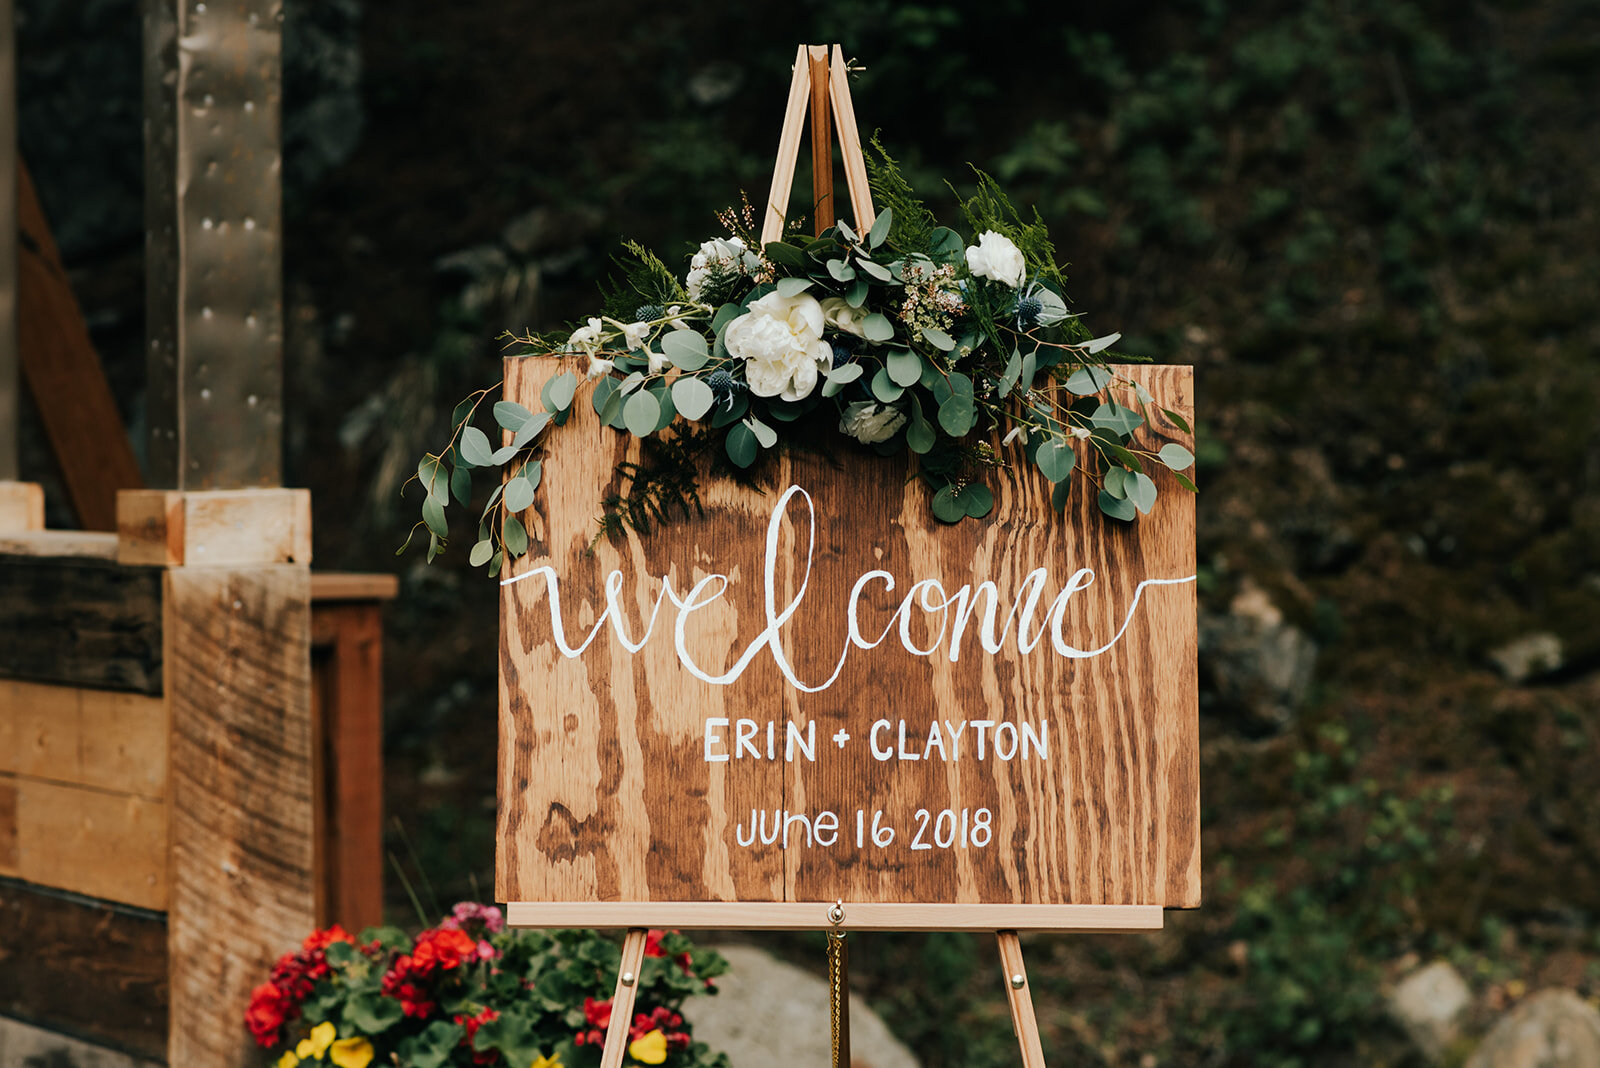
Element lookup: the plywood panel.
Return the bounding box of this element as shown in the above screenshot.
[0,876,168,1061]
[165,565,315,1068]
[498,358,1199,909]
[0,680,166,798]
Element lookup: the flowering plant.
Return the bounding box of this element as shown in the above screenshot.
[404,142,1195,569]
[246,904,730,1068]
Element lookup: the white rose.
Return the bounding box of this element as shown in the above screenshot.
[818,296,870,338]
[965,230,1026,288]
[568,316,604,354]
[724,291,832,401]
[839,401,908,444]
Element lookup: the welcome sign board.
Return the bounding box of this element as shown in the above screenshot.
[497,358,1198,918]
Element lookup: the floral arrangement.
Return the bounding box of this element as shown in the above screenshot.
[404,142,1195,570]
[246,903,730,1068]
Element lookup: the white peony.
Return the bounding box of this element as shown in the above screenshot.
[685,237,754,302]
[568,316,604,354]
[965,231,1027,288]
[839,401,908,444]
[818,296,871,338]
[724,291,832,401]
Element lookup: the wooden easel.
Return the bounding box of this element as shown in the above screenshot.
[576,45,1154,1067]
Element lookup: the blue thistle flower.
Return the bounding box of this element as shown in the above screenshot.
[634,303,666,322]
[830,337,857,369]
[706,369,746,410]
[1013,295,1044,330]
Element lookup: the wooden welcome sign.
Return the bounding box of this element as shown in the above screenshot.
[496,361,1198,926]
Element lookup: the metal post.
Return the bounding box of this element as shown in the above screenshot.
[0,0,19,481]
[142,0,285,490]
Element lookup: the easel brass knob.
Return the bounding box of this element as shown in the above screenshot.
[827,901,845,925]
[620,971,636,987]
[1010,973,1026,989]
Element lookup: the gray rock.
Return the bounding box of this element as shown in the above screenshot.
[690,944,920,1068]
[1390,961,1472,1061]
[1199,580,1317,733]
[1488,633,1564,684]
[1466,989,1600,1068]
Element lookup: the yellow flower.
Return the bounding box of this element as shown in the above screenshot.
[530,1055,564,1068]
[295,1021,337,1061]
[329,1037,375,1068]
[628,1029,668,1065]
[276,1052,300,1068]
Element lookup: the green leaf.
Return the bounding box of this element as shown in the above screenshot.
[745,416,777,449]
[1083,332,1121,354]
[661,330,709,371]
[1134,382,1154,406]
[618,371,646,395]
[928,227,964,264]
[886,349,922,387]
[725,423,758,468]
[672,376,715,420]
[868,207,893,248]
[856,257,893,282]
[493,400,533,431]
[450,396,476,429]
[543,371,578,412]
[487,549,503,573]
[459,425,495,467]
[827,258,856,282]
[938,374,975,436]
[825,362,863,385]
[421,495,447,538]
[959,483,994,518]
[504,475,536,513]
[522,461,542,491]
[511,410,551,449]
[1051,479,1072,513]
[1159,443,1195,470]
[1098,489,1137,521]
[712,303,742,331]
[503,513,528,556]
[450,464,472,507]
[1091,402,1144,437]
[489,444,517,464]
[344,992,404,1035]
[417,455,448,504]
[906,406,936,454]
[931,485,966,523]
[764,241,809,271]
[598,386,625,428]
[1173,469,1199,493]
[1035,438,1076,482]
[776,276,813,298]
[870,366,905,403]
[846,277,869,307]
[1065,365,1114,395]
[624,391,661,437]
[591,376,619,417]
[1104,466,1128,499]
[397,1021,466,1068]
[862,313,895,342]
[1161,407,1192,434]
[1129,472,1157,514]
[999,347,1023,397]
[469,538,494,568]
[921,327,956,351]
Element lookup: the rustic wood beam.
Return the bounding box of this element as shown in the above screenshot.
[142,0,285,490]
[0,0,17,481]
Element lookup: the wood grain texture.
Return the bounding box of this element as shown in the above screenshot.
[498,358,1199,912]
[165,565,315,1068]
[0,482,44,532]
[504,901,1163,932]
[760,45,812,246]
[117,488,312,568]
[0,680,166,798]
[0,555,164,693]
[0,529,118,559]
[997,931,1047,1068]
[0,775,166,909]
[17,163,143,531]
[0,876,169,1061]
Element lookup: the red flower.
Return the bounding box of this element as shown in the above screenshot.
[302,923,356,955]
[575,996,613,1046]
[270,952,316,1001]
[643,930,668,958]
[381,953,437,1018]
[454,1006,501,1064]
[411,927,479,973]
[245,982,294,1047]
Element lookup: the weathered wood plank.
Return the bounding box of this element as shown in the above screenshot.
[0,680,166,798]
[0,775,167,909]
[0,482,44,531]
[498,358,1199,911]
[0,876,169,1061]
[165,565,315,1068]
[0,1015,162,1068]
[0,529,118,559]
[117,488,312,568]
[0,556,163,693]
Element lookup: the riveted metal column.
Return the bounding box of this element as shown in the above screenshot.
[142,0,284,489]
[0,0,18,480]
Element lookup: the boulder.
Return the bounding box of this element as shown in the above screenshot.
[1487,633,1564,684]
[1389,960,1472,1061]
[1200,580,1317,733]
[690,944,920,1068]
[1466,989,1600,1068]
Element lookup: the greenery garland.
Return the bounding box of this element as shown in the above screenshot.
[404,142,1196,572]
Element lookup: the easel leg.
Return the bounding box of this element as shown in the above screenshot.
[599,928,649,1068]
[997,930,1047,1067]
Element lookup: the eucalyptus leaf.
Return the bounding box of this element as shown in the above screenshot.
[591,376,618,416]
[503,475,536,513]
[1173,469,1199,493]
[746,416,777,449]
[672,376,715,420]
[906,408,936,454]
[1065,365,1114,395]
[886,349,922,387]
[450,465,471,507]
[1083,332,1122,354]
[1159,443,1195,470]
[493,400,533,432]
[542,371,578,412]
[511,410,551,449]
[931,486,966,523]
[846,277,870,307]
[825,362,863,384]
[827,258,856,282]
[618,371,646,395]
[1134,382,1154,406]
[725,423,757,467]
[1104,466,1128,499]
[459,425,495,467]
[1098,489,1137,521]
[868,207,893,248]
[862,313,895,342]
[921,327,956,351]
[1051,479,1073,513]
[870,366,905,403]
[712,303,742,331]
[488,549,503,572]
[763,241,809,271]
[959,483,995,518]
[450,396,476,429]
[503,514,528,556]
[1035,438,1076,483]
[856,258,893,282]
[999,347,1022,397]
[598,387,625,428]
[1091,402,1144,437]
[661,330,710,371]
[928,227,964,263]
[776,276,813,297]
[522,460,542,491]
[468,539,494,568]
[421,495,447,538]
[1161,407,1193,434]
[418,456,448,504]
[623,390,660,436]
[1129,472,1158,514]
[489,444,518,465]
[938,374,975,436]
